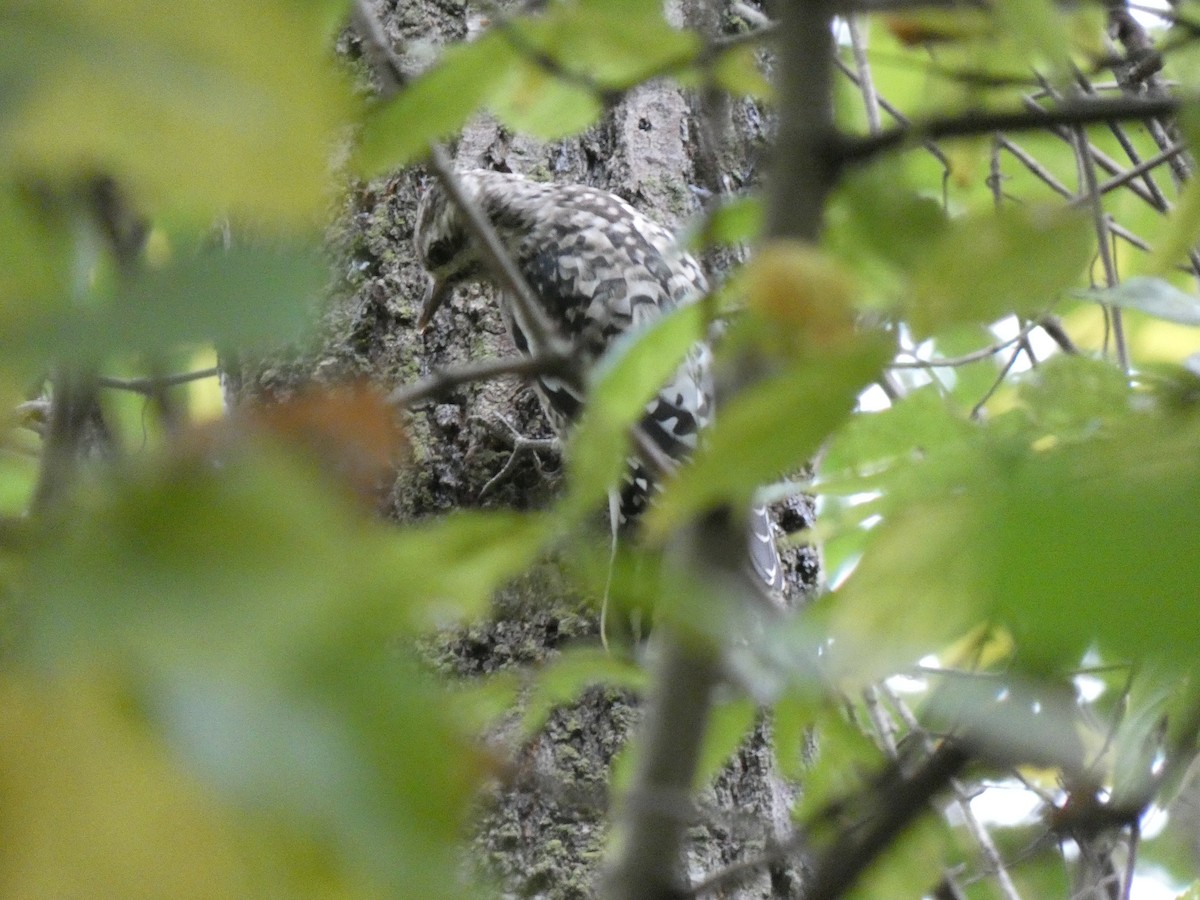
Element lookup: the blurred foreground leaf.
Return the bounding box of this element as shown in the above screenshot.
[1081,277,1200,327]
[357,0,699,172]
[1,242,328,363]
[826,402,1200,678]
[0,0,353,226]
[909,206,1091,338]
[23,446,550,668]
[562,302,707,522]
[508,1,697,90]
[0,183,72,316]
[648,335,890,537]
[12,442,549,895]
[0,674,251,898]
[357,33,516,173]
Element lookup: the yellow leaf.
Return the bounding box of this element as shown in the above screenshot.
[1,0,354,228]
[0,673,250,899]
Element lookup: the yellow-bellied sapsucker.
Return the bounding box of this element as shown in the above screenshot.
[413,169,782,592]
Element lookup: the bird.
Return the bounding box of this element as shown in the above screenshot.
[412,168,783,594]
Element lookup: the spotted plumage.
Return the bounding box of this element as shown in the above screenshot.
[413,169,782,592]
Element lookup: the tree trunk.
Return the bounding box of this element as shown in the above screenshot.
[232,1,816,894]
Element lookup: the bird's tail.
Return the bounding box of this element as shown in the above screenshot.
[747,504,784,595]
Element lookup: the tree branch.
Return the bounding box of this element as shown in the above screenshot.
[802,741,972,900]
[96,367,220,396]
[29,370,107,513]
[601,636,722,899]
[688,740,972,899]
[835,96,1183,168]
[386,353,571,408]
[608,0,837,896]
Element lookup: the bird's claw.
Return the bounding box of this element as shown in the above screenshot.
[469,415,560,498]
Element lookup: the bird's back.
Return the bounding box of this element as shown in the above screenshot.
[414,170,783,593]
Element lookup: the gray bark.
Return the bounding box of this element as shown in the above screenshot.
[230,1,816,894]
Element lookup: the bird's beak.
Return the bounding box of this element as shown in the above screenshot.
[417,275,453,332]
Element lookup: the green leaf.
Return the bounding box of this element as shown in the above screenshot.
[922,678,1087,770]
[527,3,698,89]
[490,61,603,140]
[561,302,707,522]
[15,446,524,896]
[991,0,1072,73]
[712,44,772,99]
[1080,277,1200,327]
[2,242,327,362]
[148,655,481,898]
[0,0,354,227]
[21,449,550,671]
[684,195,763,250]
[991,418,1200,665]
[0,674,256,897]
[1015,354,1132,440]
[1108,670,1174,809]
[647,336,890,538]
[772,692,820,782]
[521,648,646,738]
[823,163,948,310]
[908,206,1092,339]
[693,697,756,788]
[828,408,1200,677]
[823,491,992,681]
[795,707,886,826]
[818,386,975,496]
[0,183,72,315]
[1145,108,1200,277]
[381,510,554,625]
[847,815,960,900]
[356,33,517,174]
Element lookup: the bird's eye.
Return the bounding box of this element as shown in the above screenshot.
[426,239,456,270]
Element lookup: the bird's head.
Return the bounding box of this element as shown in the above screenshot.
[412,175,489,331]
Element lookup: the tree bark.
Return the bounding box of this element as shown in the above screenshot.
[231,0,816,894]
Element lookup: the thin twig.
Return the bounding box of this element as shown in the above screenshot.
[96,367,220,396]
[1060,78,1129,372]
[387,353,570,408]
[1019,93,1162,210]
[847,17,881,134]
[879,684,1024,900]
[1111,5,1192,183]
[889,333,1026,369]
[804,741,973,900]
[970,341,1024,420]
[998,137,1073,199]
[833,56,950,170]
[1076,68,1174,211]
[1070,142,1187,207]
[835,95,1182,168]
